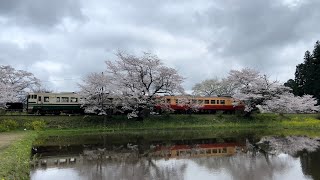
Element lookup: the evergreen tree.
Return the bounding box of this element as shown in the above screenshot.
[289,41,320,104]
[311,41,320,101]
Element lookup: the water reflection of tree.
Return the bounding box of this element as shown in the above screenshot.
[75,148,187,180]
[192,152,291,180]
[298,150,320,180]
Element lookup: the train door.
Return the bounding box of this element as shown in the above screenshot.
[38,95,43,104]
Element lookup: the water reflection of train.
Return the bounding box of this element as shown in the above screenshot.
[31,138,246,168]
[152,143,244,159]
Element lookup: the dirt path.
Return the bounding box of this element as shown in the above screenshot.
[0,132,27,151]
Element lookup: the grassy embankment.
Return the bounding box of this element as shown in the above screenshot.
[0,131,37,180]
[1,113,320,132]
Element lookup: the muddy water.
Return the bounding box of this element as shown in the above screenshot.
[30,132,320,180]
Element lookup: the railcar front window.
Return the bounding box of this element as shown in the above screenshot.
[62,97,69,102]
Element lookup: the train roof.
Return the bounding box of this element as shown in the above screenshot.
[161,95,234,99]
[28,92,78,95]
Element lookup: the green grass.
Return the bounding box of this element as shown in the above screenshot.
[1,113,320,132]
[0,131,37,180]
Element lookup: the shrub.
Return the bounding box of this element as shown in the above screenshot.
[1,119,19,130]
[24,120,46,131]
[0,123,8,132]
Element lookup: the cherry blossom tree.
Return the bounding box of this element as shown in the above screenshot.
[0,65,39,108]
[105,51,184,119]
[192,78,237,96]
[78,72,120,115]
[227,68,290,115]
[260,93,319,114]
[176,96,204,114]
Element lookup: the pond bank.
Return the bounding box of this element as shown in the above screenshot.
[0,113,320,132]
[0,131,37,180]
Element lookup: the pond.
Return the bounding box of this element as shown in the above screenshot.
[30,130,320,180]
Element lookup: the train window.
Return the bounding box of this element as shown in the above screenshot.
[210,100,216,104]
[44,97,49,102]
[166,99,170,103]
[200,150,205,154]
[220,100,225,104]
[212,149,217,153]
[28,95,31,99]
[175,99,178,104]
[217,100,220,104]
[34,95,37,99]
[56,97,60,102]
[62,97,69,102]
[38,96,41,101]
[70,97,78,102]
[222,148,227,153]
[206,149,211,154]
[198,100,203,104]
[192,99,197,104]
[204,100,209,104]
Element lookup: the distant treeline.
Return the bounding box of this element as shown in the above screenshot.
[285,41,320,104]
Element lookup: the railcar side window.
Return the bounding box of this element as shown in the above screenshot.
[206,149,211,154]
[70,97,78,102]
[211,100,216,104]
[56,97,60,102]
[44,97,49,102]
[175,99,178,104]
[34,95,37,99]
[212,149,217,153]
[28,95,30,99]
[205,100,209,104]
[220,100,225,104]
[166,99,170,103]
[217,100,220,104]
[198,100,203,104]
[222,147,227,153]
[62,97,69,102]
[38,96,41,101]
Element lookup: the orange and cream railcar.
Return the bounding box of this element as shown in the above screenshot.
[159,95,245,113]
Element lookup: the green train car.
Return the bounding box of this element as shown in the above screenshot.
[27,92,84,115]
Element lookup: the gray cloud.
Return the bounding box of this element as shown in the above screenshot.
[1,0,320,91]
[0,0,84,28]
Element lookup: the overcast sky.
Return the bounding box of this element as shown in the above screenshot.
[1,0,320,92]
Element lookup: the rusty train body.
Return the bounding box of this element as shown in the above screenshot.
[157,95,245,113]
